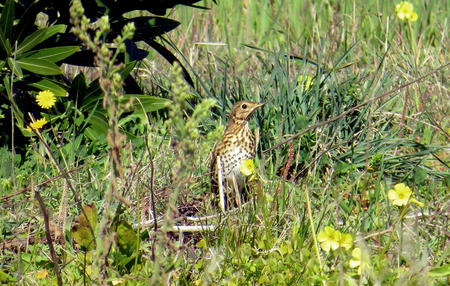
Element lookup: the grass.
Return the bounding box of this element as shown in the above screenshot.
[1,0,449,285]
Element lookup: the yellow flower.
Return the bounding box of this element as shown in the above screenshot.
[28,117,48,130]
[297,75,314,91]
[36,90,56,109]
[35,269,49,279]
[387,183,424,207]
[338,233,354,250]
[349,247,362,274]
[317,226,341,252]
[388,183,412,206]
[407,11,418,22]
[395,1,418,22]
[240,159,255,177]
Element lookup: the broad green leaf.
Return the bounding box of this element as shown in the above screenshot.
[428,264,450,277]
[114,220,138,256]
[85,112,109,142]
[0,27,12,55]
[124,94,170,113]
[29,79,69,97]
[121,61,138,78]
[15,24,66,55]
[22,46,80,62]
[7,57,23,79]
[0,269,16,283]
[71,204,98,251]
[0,0,15,39]
[16,58,62,75]
[69,73,87,104]
[80,79,102,111]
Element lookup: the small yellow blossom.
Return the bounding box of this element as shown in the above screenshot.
[407,11,418,22]
[396,1,419,22]
[297,75,314,91]
[35,269,49,279]
[27,117,48,130]
[388,183,412,206]
[36,90,56,109]
[338,233,354,250]
[317,226,341,252]
[388,183,424,207]
[240,159,255,177]
[349,247,362,274]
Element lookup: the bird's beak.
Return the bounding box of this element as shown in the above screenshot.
[256,102,266,108]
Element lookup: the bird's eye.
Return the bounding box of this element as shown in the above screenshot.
[241,104,247,109]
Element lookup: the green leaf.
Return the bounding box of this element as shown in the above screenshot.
[428,264,450,277]
[81,79,103,111]
[15,24,66,55]
[114,220,138,256]
[413,167,427,185]
[0,28,12,55]
[85,112,109,142]
[125,94,170,113]
[71,204,98,251]
[7,57,23,79]
[23,46,80,62]
[120,61,138,78]
[29,79,69,97]
[16,58,62,75]
[0,269,16,283]
[0,0,15,39]
[196,238,208,250]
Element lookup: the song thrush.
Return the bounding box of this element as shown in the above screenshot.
[210,100,265,209]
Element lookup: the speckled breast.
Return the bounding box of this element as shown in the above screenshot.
[220,145,254,180]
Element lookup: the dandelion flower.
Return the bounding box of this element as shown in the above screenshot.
[28,117,48,130]
[317,226,341,252]
[36,90,56,109]
[396,1,418,22]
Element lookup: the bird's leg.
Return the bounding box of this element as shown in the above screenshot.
[217,156,226,213]
[255,127,260,148]
[231,175,242,207]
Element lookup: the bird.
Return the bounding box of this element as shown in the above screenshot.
[210,100,265,210]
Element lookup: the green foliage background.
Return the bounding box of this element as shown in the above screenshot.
[0,0,449,285]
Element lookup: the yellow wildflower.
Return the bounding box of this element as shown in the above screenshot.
[338,233,354,250]
[297,75,314,91]
[395,1,419,22]
[388,183,424,207]
[388,183,411,206]
[349,247,362,274]
[407,11,418,22]
[35,269,49,279]
[28,117,48,130]
[36,90,56,109]
[240,159,255,177]
[317,226,341,252]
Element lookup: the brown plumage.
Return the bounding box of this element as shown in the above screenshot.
[210,100,265,208]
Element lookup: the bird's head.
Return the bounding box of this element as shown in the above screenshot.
[229,100,265,122]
